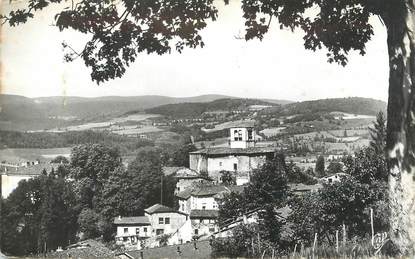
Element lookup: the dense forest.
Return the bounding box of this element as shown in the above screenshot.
[145,98,278,118]
[0,130,154,153]
[281,97,386,116]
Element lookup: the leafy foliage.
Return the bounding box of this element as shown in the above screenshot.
[369,111,387,155]
[0,130,154,152]
[1,0,392,83]
[315,155,325,177]
[326,161,344,175]
[286,162,317,184]
[217,154,290,254]
[219,170,236,186]
[1,172,78,255]
[122,148,176,215]
[289,147,389,247]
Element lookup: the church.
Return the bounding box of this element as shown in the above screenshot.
[189,121,278,185]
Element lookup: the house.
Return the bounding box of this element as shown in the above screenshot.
[176,184,244,215]
[162,166,211,194]
[144,204,188,236]
[213,208,261,238]
[321,173,350,184]
[213,206,293,240]
[289,183,323,195]
[189,122,278,184]
[174,184,244,241]
[190,210,219,238]
[114,216,151,248]
[1,163,55,198]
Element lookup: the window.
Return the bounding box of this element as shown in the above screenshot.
[165,217,170,224]
[159,217,164,224]
[202,203,206,210]
[194,229,199,235]
[124,228,128,233]
[144,227,147,232]
[123,237,128,241]
[238,130,243,141]
[248,129,253,140]
[156,229,164,235]
[181,204,185,211]
[209,228,215,233]
[219,161,222,166]
[233,163,238,171]
[234,130,238,141]
[177,187,180,192]
[136,228,140,234]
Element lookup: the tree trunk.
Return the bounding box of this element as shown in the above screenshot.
[384,0,415,254]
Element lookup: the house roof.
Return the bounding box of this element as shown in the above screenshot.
[193,185,228,197]
[113,216,150,225]
[176,188,194,200]
[48,239,113,258]
[162,167,205,179]
[1,163,54,176]
[144,204,176,214]
[176,184,245,200]
[288,183,323,192]
[162,166,184,176]
[190,146,277,156]
[175,168,205,179]
[190,210,219,219]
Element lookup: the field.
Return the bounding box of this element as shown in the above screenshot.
[331,112,376,120]
[33,113,160,133]
[112,125,163,135]
[0,147,71,163]
[202,120,255,132]
[260,127,287,137]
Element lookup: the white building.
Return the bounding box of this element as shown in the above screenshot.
[176,184,244,215]
[190,210,219,238]
[189,122,278,184]
[114,204,189,248]
[114,216,151,249]
[1,163,55,198]
[144,204,188,236]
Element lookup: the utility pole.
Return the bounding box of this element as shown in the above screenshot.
[160,174,163,205]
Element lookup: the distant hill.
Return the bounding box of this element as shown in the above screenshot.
[0,94,289,131]
[282,97,387,116]
[0,94,233,121]
[145,98,279,118]
[0,94,385,131]
[32,95,236,119]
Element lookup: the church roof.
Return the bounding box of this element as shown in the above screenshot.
[190,146,277,156]
[230,120,255,128]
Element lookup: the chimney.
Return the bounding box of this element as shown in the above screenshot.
[118,215,121,220]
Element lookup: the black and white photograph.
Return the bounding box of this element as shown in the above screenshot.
[0,0,414,258]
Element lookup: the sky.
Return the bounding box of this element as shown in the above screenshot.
[0,0,389,102]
